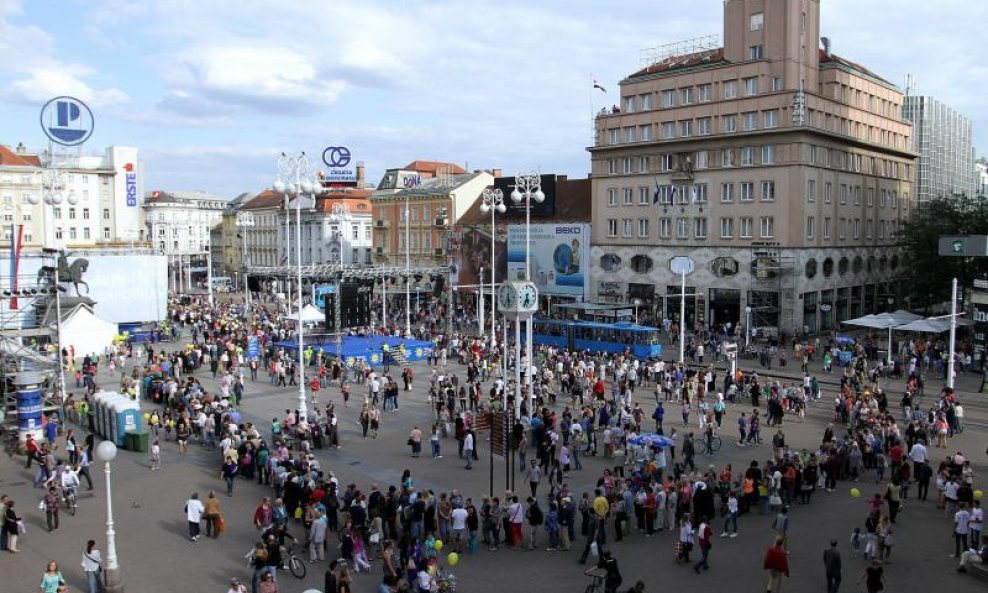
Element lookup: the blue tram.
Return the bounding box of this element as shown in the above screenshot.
[529,318,663,359]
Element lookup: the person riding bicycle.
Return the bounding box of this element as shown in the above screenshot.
[584,548,623,593]
[703,424,715,455]
[60,464,81,508]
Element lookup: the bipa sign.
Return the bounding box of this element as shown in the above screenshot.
[125,163,138,207]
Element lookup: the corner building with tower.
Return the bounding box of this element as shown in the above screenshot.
[589,0,915,336]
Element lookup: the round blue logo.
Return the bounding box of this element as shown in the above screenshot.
[39,96,94,146]
[322,146,352,168]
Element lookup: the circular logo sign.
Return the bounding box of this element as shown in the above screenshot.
[39,96,94,146]
[669,255,695,275]
[322,146,352,168]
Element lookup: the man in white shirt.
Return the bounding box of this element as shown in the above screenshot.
[954,503,971,558]
[909,440,928,480]
[463,430,475,470]
[185,492,205,541]
[451,505,469,552]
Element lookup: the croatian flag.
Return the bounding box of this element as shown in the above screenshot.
[592,76,607,93]
[669,185,678,204]
[652,179,661,205]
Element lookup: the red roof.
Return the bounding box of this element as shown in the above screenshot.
[241,189,285,210]
[403,160,467,175]
[629,48,725,78]
[0,145,40,167]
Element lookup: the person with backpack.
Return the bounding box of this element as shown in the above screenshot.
[525,497,543,550]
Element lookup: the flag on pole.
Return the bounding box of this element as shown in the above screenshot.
[691,186,698,204]
[9,223,21,310]
[592,76,607,93]
[652,179,661,204]
[670,185,678,204]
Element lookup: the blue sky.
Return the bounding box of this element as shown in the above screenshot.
[1,0,985,196]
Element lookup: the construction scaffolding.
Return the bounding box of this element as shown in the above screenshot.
[749,244,797,333]
[639,34,721,69]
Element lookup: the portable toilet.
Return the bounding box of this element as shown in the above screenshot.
[108,396,141,447]
[92,391,113,439]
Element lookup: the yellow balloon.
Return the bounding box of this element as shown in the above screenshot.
[758,485,768,497]
[446,552,459,566]
[434,539,443,551]
[850,488,861,498]
[975,490,984,500]
[142,413,150,420]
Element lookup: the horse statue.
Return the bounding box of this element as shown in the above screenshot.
[57,251,90,295]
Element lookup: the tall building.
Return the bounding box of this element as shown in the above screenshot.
[143,190,227,290]
[902,95,974,203]
[976,159,988,198]
[0,144,144,251]
[590,0,915,335]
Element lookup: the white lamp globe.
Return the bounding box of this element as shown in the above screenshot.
[66,191,79,205]
[96,440,118,462]
[534,189,545,203]
[480,203,490,214]
[287,183,298,195]
[273,180,286,193]
[510,189,522,203]
[497,203,507,214]
[27,194,40,205]
[51,192,64,205]
[300,181,314,194]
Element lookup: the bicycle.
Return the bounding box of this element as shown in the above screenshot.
[584,573,606,593]
[63,487,78,516]
[281,541,306,579]
[694,435,722,455]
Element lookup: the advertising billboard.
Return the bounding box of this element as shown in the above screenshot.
[493,175,556,217]
[454,225,507,290]
[507,223,589,298]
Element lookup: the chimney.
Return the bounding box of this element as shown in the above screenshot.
[821,37,831,57]
[356,161,365,183]
[15,142,25,153]
[492,169,502,178]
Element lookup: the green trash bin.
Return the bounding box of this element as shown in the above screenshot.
[125,431,148,453]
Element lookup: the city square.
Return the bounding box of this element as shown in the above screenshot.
[2,1,988,593]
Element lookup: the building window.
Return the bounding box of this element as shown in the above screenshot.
[722,149,734,168]
[681,87,694,105]
[639,156,650,172]
[609,129,619,144]
[676,217,689,238]
[662,122,675,139]
[739,217,753,238]
[761,145,776,164]
[638,187,650,205]
[53,207,62,219]
[720,83,738,105]
[806,216,815,239]
[607,159,617,174]
[82,208,90,219]
[698,117,712,136]
[866,219,874,239]
[839,218,847,240]
[840,184,849,205]
[741,147,755,166]
[640,94,653,110]
[763,109,779,128]
[103,208,110,219]
[749,45,763,60]
[693,183,708,204]
[623,158,633,174]
[694,217,708,238]
[69,208,78,220]
[69,227,77,239]
[720,217,734,238]
[640,125,653,141]
[662,90,676,108]
[807,179,816,202]
[824,182,832,203]
[623,188,633,205]
[722,114,737,133]
[743,77,758,96]
[55,227,63,239]
[824,217,832,240]
[880,189,887,207]
[607,219,618,237]
[622,219,633,237]
[740,182,754,202]
[750,12,764,31]
[660,154,674,171]
[607,188,617,206]
[742,111,758,131]
[680,120,692,137]
[659,218,671,238]
[624,96,636,113]
[853,219,860,239]
[83,227,90,239]
[637,218,649,237]
[697,84,712,102]
[867,188,874,206]
[695,151,709,169]
[771,76,783,91]
[760,180,775,201]
[24,232,32,242]
[625,127,637,143]
[721,183,735,203]
[759,217,774,238]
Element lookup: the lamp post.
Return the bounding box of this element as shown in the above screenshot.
[236,211,255,306]
[744,306,752,348]
[510,172,544,415]
[632,298,643,324]
[206,243,214,306]
[96,440,122,593]
[480,188,506,339]
[404,193,412,337]
[886,297,895,366]
[948,278,957,389]
[274,151,320,419]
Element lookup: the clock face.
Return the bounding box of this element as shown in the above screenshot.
[498,284,516,310]
[519,284,538,311]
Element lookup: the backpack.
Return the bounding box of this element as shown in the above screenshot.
[528,505,544,525]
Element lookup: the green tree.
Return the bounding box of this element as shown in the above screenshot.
[899,194,988,310]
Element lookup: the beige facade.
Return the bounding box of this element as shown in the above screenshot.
[589,0,916,334]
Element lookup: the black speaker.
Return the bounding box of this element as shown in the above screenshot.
[336,279,374,329]
[323,293,338,331]
[433,275,445,297]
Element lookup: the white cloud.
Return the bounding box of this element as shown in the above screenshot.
[5,67,128,107]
